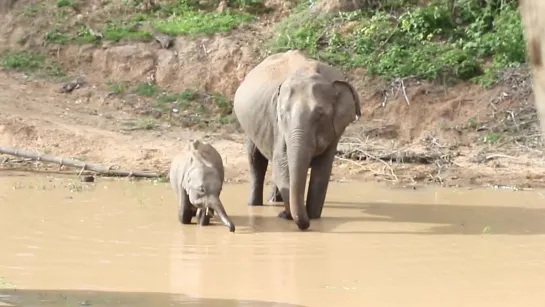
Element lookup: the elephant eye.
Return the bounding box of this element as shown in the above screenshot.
[314,107,326,120]
[195,186,205,195]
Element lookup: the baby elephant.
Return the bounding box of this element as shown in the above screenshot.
[169,139,235,232]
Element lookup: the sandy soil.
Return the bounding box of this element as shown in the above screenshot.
[1,0,545,189]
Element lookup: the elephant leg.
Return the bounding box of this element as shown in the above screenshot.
[197,208,211,226]
[272,141,291,220]
[268,184,284,203]
[306,142,337,219]
[207,208,215,219]
[246,138,268,206]
[178,188,194,225]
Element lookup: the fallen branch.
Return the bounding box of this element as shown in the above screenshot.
[484,154,517,162]
[353,148,398,181]
[334,155,367,170]
[0,146,161,178]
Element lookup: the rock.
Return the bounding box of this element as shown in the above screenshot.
[216,0,228,12]
[79,175,95,183]
[133,23,174,49]
[91,44,155,82]
[154,33,173,49]
[59,77,86,93]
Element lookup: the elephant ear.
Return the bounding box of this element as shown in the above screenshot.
[272,83,283,122]
[331,80,362,136]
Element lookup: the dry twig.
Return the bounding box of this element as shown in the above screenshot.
[484,154,517,161]
[334,156,366,170]
[354,148,398,181]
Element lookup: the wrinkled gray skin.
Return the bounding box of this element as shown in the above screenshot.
[233,50,361,231]
[169,140,235,232]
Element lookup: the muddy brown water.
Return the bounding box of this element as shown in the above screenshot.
[1,172,545,307]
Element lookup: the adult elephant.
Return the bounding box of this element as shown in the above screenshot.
[233,50,361,231]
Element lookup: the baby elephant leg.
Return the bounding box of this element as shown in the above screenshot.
[207,208,215,219]
[268,184,283,203]
[178,188,195,224]
[197,208,212,226]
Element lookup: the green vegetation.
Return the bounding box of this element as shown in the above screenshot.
[22,3,43,17]
[153,12,255,36]
[109,81,237,129]
[153,87,238,128]
[103,23,153,43]
[134,82,160,96]
[0,51,64,77]
[137,117,159,130]
[271,0,526,86]
[40,0,263,45]
[45,29,72,45]
[483,132,502,144]
[56,0,79,9]
[108,81,129,95]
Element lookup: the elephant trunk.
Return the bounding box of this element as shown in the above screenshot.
[287,127,311,231]
[209,197,235,232]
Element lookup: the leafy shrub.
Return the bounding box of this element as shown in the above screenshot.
[271,0,526,85]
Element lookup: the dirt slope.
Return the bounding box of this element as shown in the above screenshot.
[1,0,545,189]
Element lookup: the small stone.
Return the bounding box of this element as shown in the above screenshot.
[216,0,227,12]
[80,176,95,183]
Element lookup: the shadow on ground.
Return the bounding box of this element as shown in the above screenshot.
[0,289,305,307]
[229,200,545,235]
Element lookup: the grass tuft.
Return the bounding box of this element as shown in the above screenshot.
[1,51,65,77]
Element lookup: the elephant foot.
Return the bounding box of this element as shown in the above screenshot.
[178,212,193,225]
[248,192,264,206]
[307,210,323,220]
[248,202,264,207]
[306,204,324,220]
[198,214,211,226]
[197,208,211,226]
[179,206,197,225]
[277,210,293,220]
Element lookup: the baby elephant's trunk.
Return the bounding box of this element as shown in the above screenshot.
[209,198,235,232]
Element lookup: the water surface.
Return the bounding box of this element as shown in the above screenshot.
[1,172,545,306]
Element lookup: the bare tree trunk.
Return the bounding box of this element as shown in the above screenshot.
[0,146,161,178]
[520,0,545,137]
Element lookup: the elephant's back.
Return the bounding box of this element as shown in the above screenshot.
[235,50,340,105]
[169,153,188,191]
[234,51,295,108]
[194,143,225,183]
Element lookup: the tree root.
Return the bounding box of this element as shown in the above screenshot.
[0,146,161,178]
